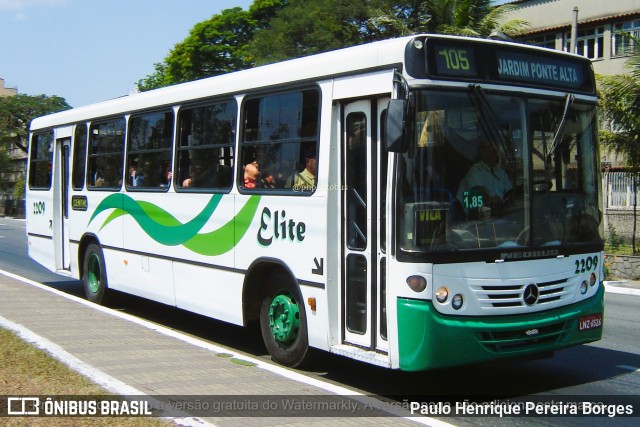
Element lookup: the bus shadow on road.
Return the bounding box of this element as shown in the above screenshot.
[315,343,640,400]
[42,279,85,299]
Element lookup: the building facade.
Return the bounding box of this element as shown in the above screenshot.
[0,78,25,217]
[0,78,17,97]
[504,0,640,77]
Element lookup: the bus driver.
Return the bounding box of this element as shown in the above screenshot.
[456,139,512,214]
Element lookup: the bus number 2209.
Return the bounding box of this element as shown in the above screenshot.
[575,256,598,274]
[33,201,45,215]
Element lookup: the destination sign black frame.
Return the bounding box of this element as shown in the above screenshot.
[405,36,596,94]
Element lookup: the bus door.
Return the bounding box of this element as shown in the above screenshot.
[342,99,388,352]
[54,137,71,271]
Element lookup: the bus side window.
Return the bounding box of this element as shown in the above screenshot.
[87,118,125,190]
[176,100,236,192]
[28,131,54,190]
[240,89,319,193]
[126,111,174,191]
[72,124,88,190]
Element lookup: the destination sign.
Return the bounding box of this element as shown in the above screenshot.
[495,50,584,89]
[419,37,595,94]
[434,45,479,78]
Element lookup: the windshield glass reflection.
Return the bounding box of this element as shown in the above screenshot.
[397,89,603,254]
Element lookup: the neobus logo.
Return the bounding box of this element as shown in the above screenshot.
[500,249,559,261]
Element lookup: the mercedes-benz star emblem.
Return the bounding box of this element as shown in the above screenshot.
[523,284,539,306]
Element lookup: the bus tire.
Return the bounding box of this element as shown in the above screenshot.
[82,243,112,304]
[259,270,309,368]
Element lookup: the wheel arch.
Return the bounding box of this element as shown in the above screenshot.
[77,233,100,278]
[242,257,300,325]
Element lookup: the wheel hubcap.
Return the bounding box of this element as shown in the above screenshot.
[268,293,300,344]
[87,253,101,294]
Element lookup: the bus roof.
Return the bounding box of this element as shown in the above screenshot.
[30,35,415,131]
[30,34,594,131]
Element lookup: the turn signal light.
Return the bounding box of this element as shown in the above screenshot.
[406,276,427,293]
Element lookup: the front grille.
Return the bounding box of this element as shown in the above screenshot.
[477,321,569,353]
[471,277,573,310]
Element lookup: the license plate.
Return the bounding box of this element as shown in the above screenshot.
[579,313,602,331]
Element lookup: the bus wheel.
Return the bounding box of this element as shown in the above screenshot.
[82,243,111,304]
[259,270,309,368]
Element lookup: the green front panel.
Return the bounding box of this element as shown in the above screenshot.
[397,284,604,371]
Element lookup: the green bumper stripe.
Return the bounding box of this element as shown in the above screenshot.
[397,284,604,371]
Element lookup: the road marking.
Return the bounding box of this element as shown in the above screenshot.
[604,282,640,297]
[0,268,451,426]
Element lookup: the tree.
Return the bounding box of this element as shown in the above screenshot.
[0,93,70,194]
[598,35,640,253]
[370,0,528,38]
[248,0,379,65]
[137,0,287,91]
[0,94,71,154]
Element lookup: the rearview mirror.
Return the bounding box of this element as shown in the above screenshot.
[385,99,408,153]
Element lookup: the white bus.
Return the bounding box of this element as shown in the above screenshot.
[27,34,604,371]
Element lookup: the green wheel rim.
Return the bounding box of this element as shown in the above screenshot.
[87,253,101,294]
[268,293,300,345]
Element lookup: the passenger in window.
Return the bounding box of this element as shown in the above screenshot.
[159,161,172,188]
[183,159,215,188]
[260,161,286,189]
[289,150,316,191]
[243,158,259,189]
[129,161,146,187]
[93,169,105,187]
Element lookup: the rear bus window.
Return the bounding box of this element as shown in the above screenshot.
[28,131,54,190]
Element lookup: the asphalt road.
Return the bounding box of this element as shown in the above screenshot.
[1,217,639,426]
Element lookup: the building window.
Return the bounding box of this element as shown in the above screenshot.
[528,34,556,50]
[613,19,640,57]
[565,27,604,60]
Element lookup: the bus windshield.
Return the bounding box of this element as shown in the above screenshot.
[397,89,603,255]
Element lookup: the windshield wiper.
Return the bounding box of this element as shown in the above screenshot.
[468,84,509,159]
[548,93,575,156]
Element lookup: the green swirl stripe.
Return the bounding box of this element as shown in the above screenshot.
[184,194,261,256]
[88,194,261,255]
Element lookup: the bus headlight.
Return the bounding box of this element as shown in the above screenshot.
[589,272,597,287]
[580,280,588,295]
[452,294,464,310]
[435,287,448,303]
[407,275,427,293]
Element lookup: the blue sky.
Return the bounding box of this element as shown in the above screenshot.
[0,0,252,107]
[1,0,512,108]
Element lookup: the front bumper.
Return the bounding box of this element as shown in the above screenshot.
[397,284,604,371]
